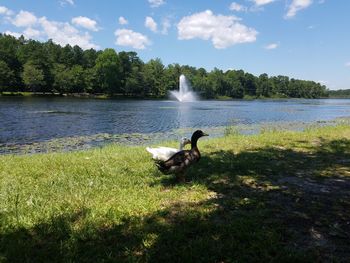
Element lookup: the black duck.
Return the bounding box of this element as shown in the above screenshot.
[156,130,208,181]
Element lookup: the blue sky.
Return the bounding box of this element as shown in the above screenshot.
[0,0,349,90]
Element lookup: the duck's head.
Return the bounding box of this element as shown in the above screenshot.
[191,130,209,141]
[180,137,191,146]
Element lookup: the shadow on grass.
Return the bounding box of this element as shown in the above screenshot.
[1,138,350,262]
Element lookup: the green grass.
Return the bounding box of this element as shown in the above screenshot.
[1,125,350,262]
[215,95,233,100]
[0,91,34,97]
[0,92,171,100]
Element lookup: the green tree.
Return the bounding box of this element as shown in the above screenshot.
[69,65,85,93]
[94,49,121,94]
[143,58,165,97]
[191,67,207,95]
[17,39,53,92]
[0,60,15,93]
[124,65,145,96]
[225,70,244,98]
[256,73,271,97]
[0,33,330,98]
[243,72,257,96]
[0,34,23,88]
[271,75,289,97]
[119,51,144,95]
[60,45,75,67]
[22,61,46,92]
[82,48,99,68]
[53,64,72,94]
[194,76,213,99]
[163,63,181,94]
[52,63,72,94]
[84,67,98,93]
[72,45,84,66]
[44,40,62,65]
[207,68,226,97]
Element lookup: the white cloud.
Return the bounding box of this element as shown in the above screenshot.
[60,0,74,6]
[148,0,165,8]
[6,9,99,49]
[285,0,313,19]
[317,80,328,85]
[253,0,275,6]
[115,29,151,49]
[0,6,14,16]
[118,16,128,25]
[39,17,99,49]
[4,30,21,38]
[161,18,171,34]
[264,43,279,50]
[12,10,37,27]
[264,43,279,49]
[71,16,99,31]
[229,2,247,12]
[145,16,157,32]
[177,10,257,49]
[23,27,42,38]
[345,62,350,67]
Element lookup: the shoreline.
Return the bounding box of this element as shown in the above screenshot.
[0,91,336,100]
[2,118,349,155]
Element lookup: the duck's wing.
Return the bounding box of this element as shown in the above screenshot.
[162,150,191,168]
[156,150,194,174]
[146,146,179,161]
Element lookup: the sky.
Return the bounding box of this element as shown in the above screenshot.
[0,0,349,90]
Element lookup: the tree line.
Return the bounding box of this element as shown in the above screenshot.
[0,34,329,99]
[328,89,350,98]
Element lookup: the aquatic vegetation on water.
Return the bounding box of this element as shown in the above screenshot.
[2,118,350,155]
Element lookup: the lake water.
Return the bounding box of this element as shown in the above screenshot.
[1,97,350,154]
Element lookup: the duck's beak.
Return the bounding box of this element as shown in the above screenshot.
[202,133,209,137]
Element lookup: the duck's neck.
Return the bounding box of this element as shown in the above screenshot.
[191,137,199,149]
[179,142,184,150]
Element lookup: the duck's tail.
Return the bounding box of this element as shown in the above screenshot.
[146,147,158,159]
[146,147,154,154]
[155,160,169,174]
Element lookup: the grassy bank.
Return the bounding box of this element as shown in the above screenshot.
[0,92,110,99]
[0,91,35,97]
[0,92,173,100]
[1,125,350,262]
[1,91,335,100]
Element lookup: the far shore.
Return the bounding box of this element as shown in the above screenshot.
[0,91,342,100]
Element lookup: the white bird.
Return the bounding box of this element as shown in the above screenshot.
[146,137,191,161]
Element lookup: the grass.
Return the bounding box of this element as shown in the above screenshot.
[0,91,34,97]
[0,92,171,100]
[215,95,233,100]
[1,125,350,262]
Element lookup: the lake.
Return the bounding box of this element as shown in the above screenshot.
[1,97,350,154]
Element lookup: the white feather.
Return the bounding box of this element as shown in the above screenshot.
[146,146,179,161]
[146,137,191,161]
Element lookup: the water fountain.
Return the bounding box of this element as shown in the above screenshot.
[170,74,197,102]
